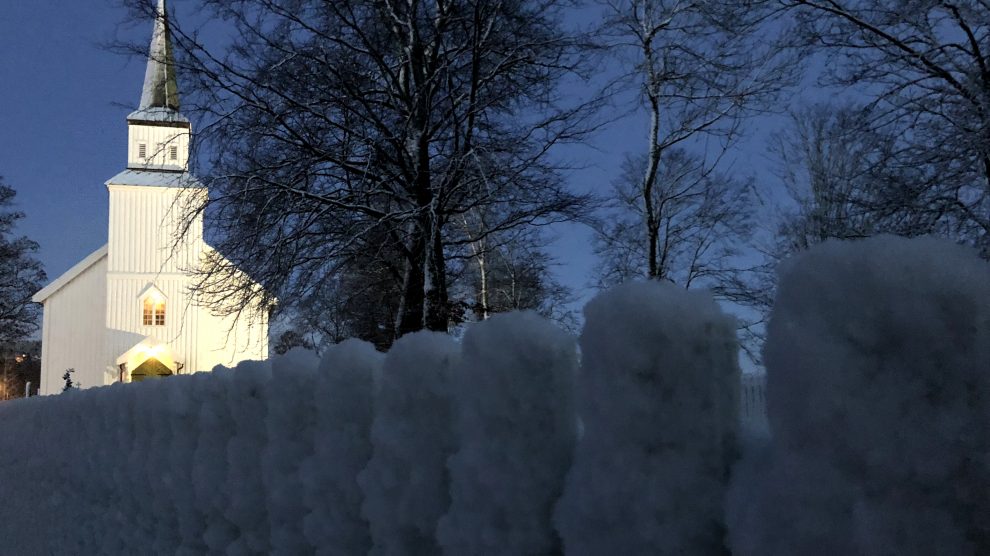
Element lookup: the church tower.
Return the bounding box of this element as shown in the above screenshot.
[32,0,267,394]
[104,0,208,378]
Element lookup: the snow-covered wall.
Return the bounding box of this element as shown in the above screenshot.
[0,280,742,554]
[4,236,982,554]
[727,236,990,556]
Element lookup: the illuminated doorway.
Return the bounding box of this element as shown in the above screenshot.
[130,357,173,382]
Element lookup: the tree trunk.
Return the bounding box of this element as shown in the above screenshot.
[423,206,449,331]
[644,92,662,279]
[395,222,427,337]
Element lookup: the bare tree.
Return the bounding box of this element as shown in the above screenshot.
[0,180,45,344]
[595,149,756,296]
[784,0,990,256]
[452,202,577,328]
[599,0,797,280]
[740,102,932,362]
[121,0,600,340]
[768,102,917,254]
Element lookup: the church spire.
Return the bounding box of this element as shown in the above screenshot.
[139,0,180,112]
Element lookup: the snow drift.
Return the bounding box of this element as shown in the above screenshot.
[727,235,990,555]
[4,236,981,554]
[554,281,741,555]
[438,311,578,556]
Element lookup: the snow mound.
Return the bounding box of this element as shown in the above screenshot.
[439,311,578,555]
[358,331,460,555]
[727,236,990,555]
[554,280,741,555]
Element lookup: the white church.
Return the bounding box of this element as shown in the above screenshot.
[32,0,268,394]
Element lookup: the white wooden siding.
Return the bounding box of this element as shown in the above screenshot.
[107,185,204,274]
[39,256,109,395]
[196,306,269,371]
[37,142,267,392]
[105,274,200,372]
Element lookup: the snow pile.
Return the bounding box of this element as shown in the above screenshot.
[0,342,385,555]
[301,340,382,553]
[0,284,752,554]
[727,236,990,555]
[358,332,460,555]
[438,312,578,555]
[555,281,741,555]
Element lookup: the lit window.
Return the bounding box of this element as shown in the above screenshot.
[138,143,147,159]
[169,145,178,160]
[143,296,166,326]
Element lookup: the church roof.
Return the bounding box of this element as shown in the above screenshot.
[106,170,202,188]
[127,106,190,124]
[138,0,180,114]
[32,244,108,303]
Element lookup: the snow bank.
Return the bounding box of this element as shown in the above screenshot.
[10,237,979,555]
[554,281,741,555]
[0,344,382,555]
[438,312,578,555]
[301,340,382,554]
[358,332,460,556]
[727,236,990,555]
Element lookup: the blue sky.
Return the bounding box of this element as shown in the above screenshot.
[0,3,149,278]
[1,1,797,317]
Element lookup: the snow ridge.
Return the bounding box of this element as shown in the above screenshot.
[2,237,983,554]
[727,236,990,555]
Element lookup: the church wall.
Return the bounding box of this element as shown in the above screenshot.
[195,304,269,371]
[105,274,200,374]
[39,256,109,395]
[107,185,204,275]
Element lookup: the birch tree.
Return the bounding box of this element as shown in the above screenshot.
[597,0,796,284]
[455,209,575,328]
[127,0,599,338]
[768,102,915,254]
[595,149,755,296]
[784,0,990,256]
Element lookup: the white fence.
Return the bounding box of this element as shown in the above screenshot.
[740,373,768,435]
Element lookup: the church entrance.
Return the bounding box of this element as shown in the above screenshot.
[130,357,173,382]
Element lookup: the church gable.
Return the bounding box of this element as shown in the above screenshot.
[31,245,108,304]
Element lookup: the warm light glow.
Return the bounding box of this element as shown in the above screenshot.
[143,294,167,326]
[134,343,167,358]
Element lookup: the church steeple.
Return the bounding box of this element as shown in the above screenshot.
[124,0,191,173]
[139,0,180,112]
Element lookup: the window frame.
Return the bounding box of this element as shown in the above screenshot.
[142,296,166,327]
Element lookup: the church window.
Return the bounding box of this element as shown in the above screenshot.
[138,143,147,159]
[169,145,178,160]
[143,296,166,326]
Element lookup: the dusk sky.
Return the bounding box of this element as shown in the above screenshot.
[1,1,794,312]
